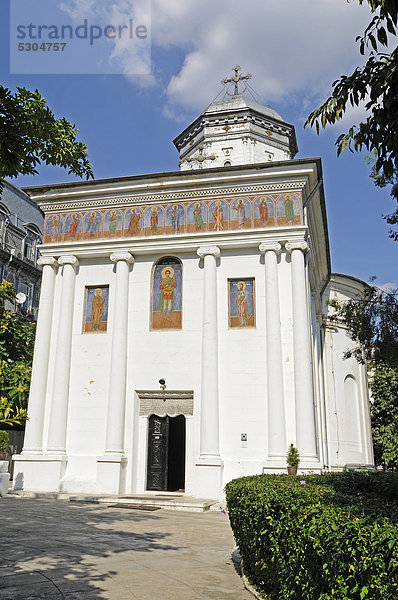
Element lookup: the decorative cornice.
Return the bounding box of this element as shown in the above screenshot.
[197,245,221,259]
[58,255,79,267]
[285,240,308,254]
[110,251,134,264]
[37,256,57,267]
[259,242,282,255]
[38,182,307,213]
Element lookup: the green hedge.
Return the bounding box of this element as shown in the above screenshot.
[225,472,398,600]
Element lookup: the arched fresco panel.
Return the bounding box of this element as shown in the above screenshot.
[151,257,182,330]
[104,209,122,238]
[144,205,164,236]
[165,204,185,235]
[208,199,229,232]
[276,193,301,226]
[230,197,252,229]
[84,211,103,240]
[253,196,276,227]
[124,207,143,237]
[64,213,83,242]
[45,214,63,243]
[187,201,207,233]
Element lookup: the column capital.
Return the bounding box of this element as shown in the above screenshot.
[110,251,134,264]
[58,255,79,268]
[37,256,57,268]
[285,240,308,254]
[197,245,220,259]
[259,242,282,255]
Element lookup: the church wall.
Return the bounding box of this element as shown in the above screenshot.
[322,277,374,469]
[14,157,374,498]
[217,248,267,482]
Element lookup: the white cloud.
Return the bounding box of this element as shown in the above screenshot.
[149,0,373,117]
[60,0,381,122]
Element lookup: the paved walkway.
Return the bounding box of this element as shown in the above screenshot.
[0,497,251,600]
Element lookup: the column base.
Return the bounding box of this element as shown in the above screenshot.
[12,453,67,492]
[195,455,224,500]
[0,461,10,496]
[97,454,127,495]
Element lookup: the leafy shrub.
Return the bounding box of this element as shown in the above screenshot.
[0,429,8,452]
[226,472,398,600]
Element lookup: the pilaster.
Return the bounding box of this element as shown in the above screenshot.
[259,242,286,460]
[285,240,317,459]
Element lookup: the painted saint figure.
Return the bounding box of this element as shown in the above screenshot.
[259,198,268,225]
[127,208,141,235]
[233,198,246,228]
[150,206,158,233]
[108,210,119,235]
[49,215,61,240]
[236,281,249,326]
[171,205,181,234]
[213,200,224,231]
[160,266,177,317]
[284,194,295,223]
[193,203,204,231]
[69,213,79,239]
[92,288,104,330]
[87,212,100,237]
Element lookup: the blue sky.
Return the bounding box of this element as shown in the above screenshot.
[1,0,396,286]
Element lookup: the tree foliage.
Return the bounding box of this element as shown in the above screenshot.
[305,0,398,180]
[0,86,94,192]
[0,281,32,425]
[370,364,398,469]
[328,282,398,368]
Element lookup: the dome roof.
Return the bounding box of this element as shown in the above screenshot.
[202,96,284,122]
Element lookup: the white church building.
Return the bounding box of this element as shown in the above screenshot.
[13,82,374,500]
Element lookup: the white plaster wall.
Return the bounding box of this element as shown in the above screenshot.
[180,136,289,170]
[124,252,204,496]
[322,278,374,468]
[47,245,301,495]
[323,326,372,467]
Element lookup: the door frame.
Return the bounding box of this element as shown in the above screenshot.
[134,390,194,495]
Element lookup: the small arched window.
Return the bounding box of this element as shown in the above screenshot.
[223,160,232,167]
[151,257,182,330]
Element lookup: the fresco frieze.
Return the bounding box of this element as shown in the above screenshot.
[43,192,302,243]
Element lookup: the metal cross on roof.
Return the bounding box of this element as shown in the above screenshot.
[186,144,216,168]
[222,65,252,96]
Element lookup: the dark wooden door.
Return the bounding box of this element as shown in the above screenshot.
[147,415,169,491]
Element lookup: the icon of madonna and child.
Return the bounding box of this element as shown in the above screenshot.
[151,260,182,330]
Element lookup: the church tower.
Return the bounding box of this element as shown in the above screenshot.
[174,66,298,170]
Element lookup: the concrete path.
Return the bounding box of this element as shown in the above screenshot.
[0,497,251,600]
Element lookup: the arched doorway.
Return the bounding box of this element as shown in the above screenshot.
[146,415,186,492]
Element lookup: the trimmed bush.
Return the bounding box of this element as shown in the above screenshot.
[226,472,398,600]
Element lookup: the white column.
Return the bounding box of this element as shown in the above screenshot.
[22,257,57,454]
[97,251,133,496]
[104,251,134,455]
[196,246,223,499]
[47,255,79,454]
[259,242,286,458]
[285,241,317,458]
[197,245,221,458]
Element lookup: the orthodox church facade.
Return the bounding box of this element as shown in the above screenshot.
[13,86,373,500]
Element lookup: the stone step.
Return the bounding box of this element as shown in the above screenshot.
[7,490,220,512]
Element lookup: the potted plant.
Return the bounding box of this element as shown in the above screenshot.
[0,431,9,460]
[286,443,300,475]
